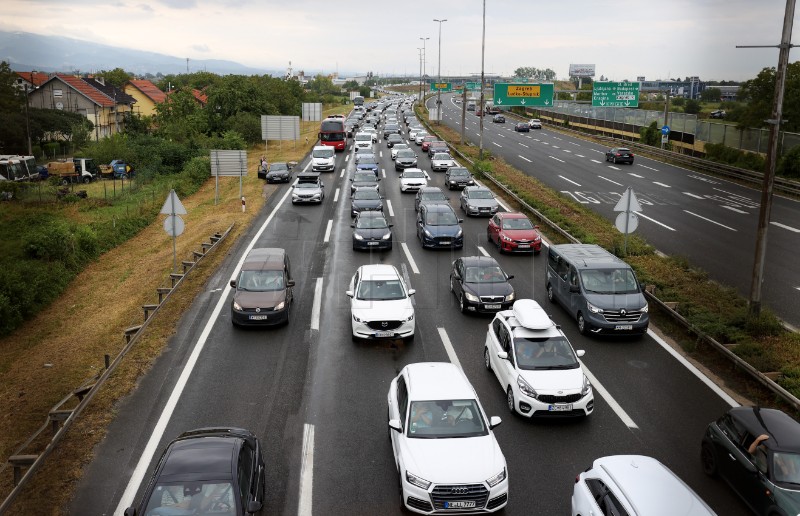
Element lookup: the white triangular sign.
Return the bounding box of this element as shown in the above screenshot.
[160,189,188,215]
[614,188,643,212]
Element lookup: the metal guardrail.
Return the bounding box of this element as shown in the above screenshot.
[415,103,800,413]
[0,224,234,514]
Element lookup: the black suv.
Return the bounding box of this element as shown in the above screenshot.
[444,167,475,190]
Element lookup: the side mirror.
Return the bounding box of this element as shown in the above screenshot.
[506,275,514,281]
[350,223,355,228]
[287,280,295,287]
[345,290,354,298]
[388,223,394,228]
[489,416,502,430]
[408,289,416,296]
[576,349,586,358]
[247,500,263,513]
[388,419,402,433]
[458,219,464,223]
[349,178,353,181]
[377,177,382,181]
[230,280,237,288]
[497,351,508,360]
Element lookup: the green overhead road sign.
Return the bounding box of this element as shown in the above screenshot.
[465,82,479,90]
[430,82,452,92]
[592,82,641,107]
[493,83,554,107]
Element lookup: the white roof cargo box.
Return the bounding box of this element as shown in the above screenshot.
[512,299,553,330]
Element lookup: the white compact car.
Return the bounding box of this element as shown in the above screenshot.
[484,299,593,418]
[347,264,415,341]
[529,119,542,129]
[409,128,427,140]
[399,168,430,193]
[361,126,378,143]
[388,362,508,514]
[391,143,410,160]
[431,152,456,172]
[353,132,373,152]
[572,455,715,516]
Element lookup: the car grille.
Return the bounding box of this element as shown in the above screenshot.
[407,496,433,512]
[431,484,488,510]
[480,296,505,303]
[602,310,643,323]
[435,237,456,245]
[366,320,402,330]
[241,306,277,313]
[298,195,314,199]
[537,393,582,404]
[486,493,508,510]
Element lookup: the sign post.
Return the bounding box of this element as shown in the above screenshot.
[493,83,554,107]
[160,190,188,272]
[661,125,670,149]
[591,82,641,107]
[613,187,643,256]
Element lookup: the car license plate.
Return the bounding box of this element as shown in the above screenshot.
[517,244,530,249]
[249,315,268,321]
[548,404,572,412]
[485,304,501,309]
[367,241,379,246]
[374,331,393,338]
[445,501,476,509]
[615,324,633,330]
[439,240,451,245]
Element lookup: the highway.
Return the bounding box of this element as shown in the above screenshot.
[433,93,800,328]
[70,100,751,515]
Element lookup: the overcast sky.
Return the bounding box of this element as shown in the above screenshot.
[6,0,799,81]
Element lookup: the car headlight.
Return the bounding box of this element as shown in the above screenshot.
[534,235,541,242]
[456,228,463,238]
[517,375,538,399]
[352,313,363,323]
[505,291,515,302]
[464,292,480,302]
[354,233,364,240]
[406,471,431,490]
[641,303,649,313]
[232,301,242,311]
[275,301,285,310]
[486,468,506,488]
[581,374,592,397]
[382,232,392,240]
[587,301,603,314]
[402,313,414,322]
[502,234,512,242]
[449,180,456,184]
[423,229,433,238]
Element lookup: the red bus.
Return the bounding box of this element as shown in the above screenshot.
[318,117,347,151]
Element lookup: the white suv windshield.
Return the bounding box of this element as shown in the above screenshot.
[313,149,334,158]
[513,337,579,370]
[357,279,405,300]
[407,400,487,438]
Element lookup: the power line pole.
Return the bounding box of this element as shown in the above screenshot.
[418,48,424,107]
[434,19,447,125]
[479,0,486,160]
[419,37,429,107]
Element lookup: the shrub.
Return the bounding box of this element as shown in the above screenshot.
[777,145,800,179]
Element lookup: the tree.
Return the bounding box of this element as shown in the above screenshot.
[701,88,722,102]
[513,67,556,81]
[684,99,701,114]
[0,61,23,114]
[343,80,359,90]
[640,121,661,147]
[576,84,592,101]
[737,62,800,132]
[97,68,133,88]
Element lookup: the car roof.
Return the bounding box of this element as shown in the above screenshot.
[498,212,527,219]
[423,203,456,214]
[359,264,400,279]
[502,299,562,337]
[404,362,477,401]
[418,186,444,194]
[242,248,286,271]
[551,244,625,269]
[449,167,470,173]
[460,255,500,267]
[729,407,800,451]
[159,436,239,483]
[464,185,490,192]
[356,210,386,218]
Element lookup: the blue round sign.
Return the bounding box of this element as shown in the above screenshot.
[661,125,670,135]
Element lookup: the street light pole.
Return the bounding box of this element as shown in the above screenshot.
[418,47,424,108]
[419,37,429,106]
[479,0,486,159]
[434,18,447,125]
[24,85,33,156]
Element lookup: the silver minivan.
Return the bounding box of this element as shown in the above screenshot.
[545,244,648,336]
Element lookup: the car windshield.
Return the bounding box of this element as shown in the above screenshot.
[514,337,579,370]
[616,148,631,153]
[394,144,409,151]
[238,270,285,291]
[357,279,406,300]
[312,149,334,159]
[404,171,425,178]
[468,190,494,199]
[772,452,800,485]
[355,134,371,141]
[269,163,288,172]
[407,399,488,438]
[502,218,534,230]
[465,266,506,283]
[425,211,458,226]
[356,216,389,229]
[385,124,399,130]
[388,135,402,141]
[421,191,447,201]
[450,169,469,177]
[295,181,319,189]
[354,190,380,200]
[354,173,376,183]
[580,268,640,295]
[432,154,451,160]
[397,150,416,158]
[359,157,378,165]
[143,481,234,516]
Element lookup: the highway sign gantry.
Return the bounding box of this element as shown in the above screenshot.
[465,82,479,90]
[493,83,554,107]
[592,82,641,107]
[430,82,452,92]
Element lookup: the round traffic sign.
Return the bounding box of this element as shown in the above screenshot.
[163,215,185,237]
[661,125,670,135]
[615,212,639,234]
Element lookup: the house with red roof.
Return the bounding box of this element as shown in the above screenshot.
[123,79,167,117]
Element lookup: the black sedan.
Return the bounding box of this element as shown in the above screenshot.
[124,427,265,516]
[449,256,514,314]
[492,114,505,123]
[385,133,404,147]
[265,162,291,183]
[514,122,530,132]
[350,172,380,193]
[414,186,449,211]
[351,187,384,217]
[702,406,800,516]
[351,211,393,251]
[605,147,634,165]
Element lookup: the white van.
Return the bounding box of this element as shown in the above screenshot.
[311,146,335,173]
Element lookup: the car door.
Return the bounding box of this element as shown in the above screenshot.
[237,443,254,513]
[551,252,571,307]
[567,266,583,316]
[389,375,409,471]
[451,259,464,299]
[488,215,501,244]
[496,322,516,389]
[487,318,506,386]
[416,208,425,240]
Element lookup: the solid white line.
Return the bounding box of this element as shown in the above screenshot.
[598,176,624,186]
[387,199,395,217]
[638,164,659,171]
[590,159,602,164]
[310,278,323,330]
[323,219,333,242]
[628,173,644,178]
[333,188,340,203]
[518,155,532,163]
[647,330,740,407]
[580,364,638,429]
[722,206,748,214]
[401,242,420,274]
[339,168,345,178]
[345,154,350,162]
[492,142,502,147]
[518,142,529,148]
[772,221,800,233]
[477,245,490,257]
[382,169,386,179]
[549,156,565,163]
[608,165,620,171]
[437,327,462,371]
[684,210,737,231]
[638,212,676,231]
[576,154,585,158]
[559,175,581,186]
[297,423,315,516]
[113,184,295,515]
[652,182,671,188]
[683,192,704,199]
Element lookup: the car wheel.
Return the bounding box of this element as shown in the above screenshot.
[547,283,555,303]
[459,294,467,314]
[487,230,493,243]
[484,348,492,371]
[612,156,617,164]
[449,276,454,292]
[61,178,69,186]
[506,387,516,414]
[405,333,414,343]
[577,312,589,335]
[496,236,502,253]
[701,440,718,477]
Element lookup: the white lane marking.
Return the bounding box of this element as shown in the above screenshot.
[323,219,333,242]
[382,169,386,179]
[345,154,350,162]
[297,423,315,516]
[386,199,395,217]
[628,173,644,178]
[684,192,704,199]
[723,206,748,214]
[580,364,638,429]
[590,149,604,153]
[638,212,676,231]
[498,133,506,138]
[652,182,671,188]
[333,188,340,203]
[518,142,529,148]
[311,278,323,330]
[526,135,533,139]
[549,156,565,163]
[492,142,502,147]
[476,132,481,137]
[379,150,383,158]
[590,159,602,164]
[552,145,560,149]
[684,210,737,231]
[598,176,624,186]
[608,165,621,171]
[477,246,490,257]
[576,154,585,158]
[113,184,296,515]
[533,138,540,141]
[553,136,563,140]
[541,142,549,145]
[647,330,739,408]
[518,155,532,163]
[638,164,659,171]
[563,149,572,153]
[772,221,800,233]
[569,141,580,146]
[339,168,345,178]
[401,242,420,274]
[437,327,462,371]
[559,175,581,186]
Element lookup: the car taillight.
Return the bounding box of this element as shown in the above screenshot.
[615,153,621,157]
[629,153,634,157]
[575,475,580,484]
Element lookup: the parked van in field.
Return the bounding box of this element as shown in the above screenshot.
[545,244,648,336]
[230,248,294,327]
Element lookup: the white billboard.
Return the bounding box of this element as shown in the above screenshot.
[261,115,300,141]
[302,102,322,122]
[210,150,247,177]
[569,64,596,78]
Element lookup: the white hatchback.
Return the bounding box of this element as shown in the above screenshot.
[388,362,508,514]
[399,168,430,193]
[484,299,594,418]
[347,264,415,341]
[353,132,373,152]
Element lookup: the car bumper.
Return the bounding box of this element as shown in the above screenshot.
[513,388,594,418]
[401,183,425,192]
[396,163,417,170]
[352,319,414,339]
[353,238,392,250]
[400,475,509,514]
[431,165,452,172]
[312,164,335,172]
[447,182,474,190]
[497,240,542,253]
[462,298,514,313]
[585,312,649,335]
[266,175,290,183]
[420,233,464,249]
[292,195,323,204]
[464,206,498,217]
[231,306,289,326]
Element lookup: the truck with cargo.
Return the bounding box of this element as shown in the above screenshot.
[47,158,99,185]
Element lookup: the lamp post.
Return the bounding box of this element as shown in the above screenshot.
[479,0,486,159]
[419,37,429,106]
[418,47,424,107]
[433,19,447,125]
[23,84,33,156]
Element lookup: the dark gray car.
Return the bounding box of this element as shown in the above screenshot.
[395,148,418,171]
[445,167,475,190]
[351,188,384,217]
[414,186,449,211]
[350,171,381,193]
[352,211,393,251]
